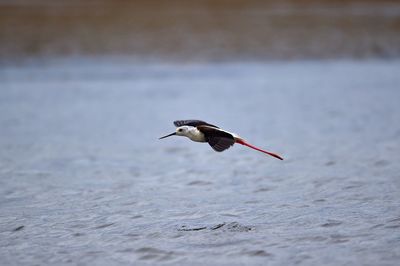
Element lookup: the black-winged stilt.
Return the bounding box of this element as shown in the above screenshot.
[159,120,283,160]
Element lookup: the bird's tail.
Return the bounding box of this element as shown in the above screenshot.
[235,139,283,160]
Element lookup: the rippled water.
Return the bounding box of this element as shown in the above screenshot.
[0,59,400,265]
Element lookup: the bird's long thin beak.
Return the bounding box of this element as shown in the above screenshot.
[159,132,176,139]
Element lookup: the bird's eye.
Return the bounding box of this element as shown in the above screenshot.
[178,128,183,132]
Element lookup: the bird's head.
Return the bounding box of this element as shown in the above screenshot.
[175,126,190,136]
[159,126,190,139]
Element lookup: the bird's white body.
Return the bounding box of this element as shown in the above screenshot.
[176,125,242,143]
[176,126,206,142]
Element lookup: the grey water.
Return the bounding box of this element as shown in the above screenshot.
[1,58,400,265]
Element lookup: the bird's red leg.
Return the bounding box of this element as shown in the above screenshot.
[236,139,283,160]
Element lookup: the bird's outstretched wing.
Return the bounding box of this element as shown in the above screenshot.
[197,125,235,152]
[173,120,219,128]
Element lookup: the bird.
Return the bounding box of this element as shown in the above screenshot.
[159,120,283,160]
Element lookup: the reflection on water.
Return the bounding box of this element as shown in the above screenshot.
[0,0,400,60]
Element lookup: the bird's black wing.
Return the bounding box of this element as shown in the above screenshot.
[197,125,235,152]
[173,120,219,128]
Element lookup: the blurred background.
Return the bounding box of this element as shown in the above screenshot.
[1,0,400,60]
[1,1,400,266]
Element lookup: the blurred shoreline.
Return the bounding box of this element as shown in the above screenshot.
[1,0,400,61]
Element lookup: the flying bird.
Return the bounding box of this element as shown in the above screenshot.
[159,120,283,160]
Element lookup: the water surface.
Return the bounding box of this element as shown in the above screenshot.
[0,59,399,265]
